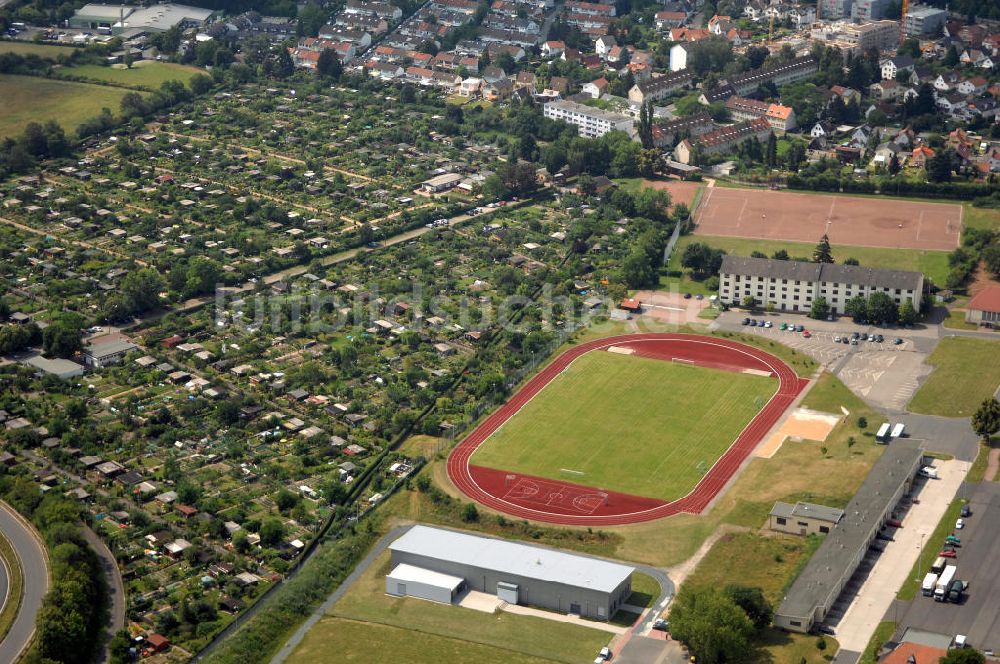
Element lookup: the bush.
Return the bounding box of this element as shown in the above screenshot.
[857,416,867,429]
[461,503,480,522]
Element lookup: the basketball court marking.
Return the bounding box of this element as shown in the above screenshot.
[501,477,606,515]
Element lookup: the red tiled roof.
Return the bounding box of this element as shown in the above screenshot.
[880,643,947,664]
[968,286,1000,313]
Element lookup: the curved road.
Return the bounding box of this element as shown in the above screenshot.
[448,333,808,526]
[0,501,48,663]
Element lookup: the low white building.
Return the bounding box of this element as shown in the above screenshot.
[542,99,633,139]
[718,256,924,314]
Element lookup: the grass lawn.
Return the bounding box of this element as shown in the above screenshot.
[471,351,777,501]
[897,499,965,601]
[0,74,133,137]
[757,629,838,664]
[908,336,1000,416]
[291,617,560,664]
[682,531,821,606]
[56,61,203,89]
[858,621,896,664]
[327,551,610,664]
[0,41,79,57]
[941,307,978,331]
[628,571,661,608]
[668,234,950,288]
[963,205,1000,232]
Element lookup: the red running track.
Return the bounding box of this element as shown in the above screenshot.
[446,333,809,526]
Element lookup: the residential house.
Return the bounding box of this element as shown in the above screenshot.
[724,96,797,131]
[674,118,772,164]
[911,145,935,167]
[595,35,617,57]
[582,77,608,98]
[627,70,693,104]
[880,54,914,80]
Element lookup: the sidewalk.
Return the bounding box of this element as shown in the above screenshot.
[833,459,970,652]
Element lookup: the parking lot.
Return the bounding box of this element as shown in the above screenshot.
[893,482,1000,653]
[713,312,932,412]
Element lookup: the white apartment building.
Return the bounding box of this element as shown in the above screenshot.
[542,100,634,139]
[718,256,924,314]
[904,4,947,36]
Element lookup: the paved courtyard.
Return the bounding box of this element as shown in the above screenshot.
[828,459,971,653]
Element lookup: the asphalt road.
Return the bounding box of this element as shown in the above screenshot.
[0,501,48,664]
[893,482,1000,652]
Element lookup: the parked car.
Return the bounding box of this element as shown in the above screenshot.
[955,518,965,529]
[850,338,859,345]
[834,336,842,343]
[888,518,903,528]
[894,338,904,345]
[742,318,750,325]
[763,321,772,328]
[802,331,811,338]
[876,334,884,343]
[779,322,787,330]
[598,646,612,661]
[653,619,670,631]
[939,549,957,558]
[696,294,704,300]
[683,293,692,299]
[749,319,757,326]
[960,504,971,518]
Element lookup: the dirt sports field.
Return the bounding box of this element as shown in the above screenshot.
[447,333,809,526]
[638,179,701,210]
[693,187,962,251]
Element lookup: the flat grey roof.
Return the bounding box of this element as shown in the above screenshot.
[86,338,138,357]
[75,3,134,19]
[544,99,633,125]
[390,525,634,593]
[770,501,844,524]
[25,356,85,377]
[720,255,924,292]
[124,3,213,29]
[777,440,924,622]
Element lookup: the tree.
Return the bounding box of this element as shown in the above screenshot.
[259,517,286,546]
[681,243,726,280]
[317,48,343,80]
[772,249,789,260]
[866,291,898,325]
[927,150,953,183]
[765,132,777,168]
[940,649,986,664]
[638,101,654,149]
[461,503,480,522]
[943,45,959,66]
[972,397,1000,442]
[669,586,755,664]
[888,152,901,175]
[723,585,773,632]
[274,47,295,78]
[42,320,81,358]
[189,73,213,95]
[810,296,830,320]
[275,489,300,513]
[845,295,867,321]
[813,234,834,263]
[898,299,917,326]
[121,267,164,315]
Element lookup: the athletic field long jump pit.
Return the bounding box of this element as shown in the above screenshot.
[693,187,961,251]
[447,334,809,526]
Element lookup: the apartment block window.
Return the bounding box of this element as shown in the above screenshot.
[776,517,787,525]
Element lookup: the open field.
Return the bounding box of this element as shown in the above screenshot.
[0,74,133,137]
[665,235,950,289]
[55,61,203,89]
[470,350,777,501]
[324,551,610,664]
[0,41,80,57]
[908,337,1000,416]
[683,531,821,605]
[963,205,1000,232]
[291,617,559,664]
[694,187,961,251]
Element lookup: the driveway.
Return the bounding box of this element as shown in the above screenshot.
[827,459,970,653]
[0,501,49,664]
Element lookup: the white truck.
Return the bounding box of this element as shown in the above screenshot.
[935,565,957,601]
[922,572,939,596]
[891,422,905,439]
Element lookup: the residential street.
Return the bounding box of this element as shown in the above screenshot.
[0,501,48,664]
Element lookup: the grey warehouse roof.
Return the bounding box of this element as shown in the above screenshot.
[770,501,844,524]
[720,255,924,292]
[390,526,634,593]
[777,440,924,622]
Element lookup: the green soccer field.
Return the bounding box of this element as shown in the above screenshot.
[470,351,777,501]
